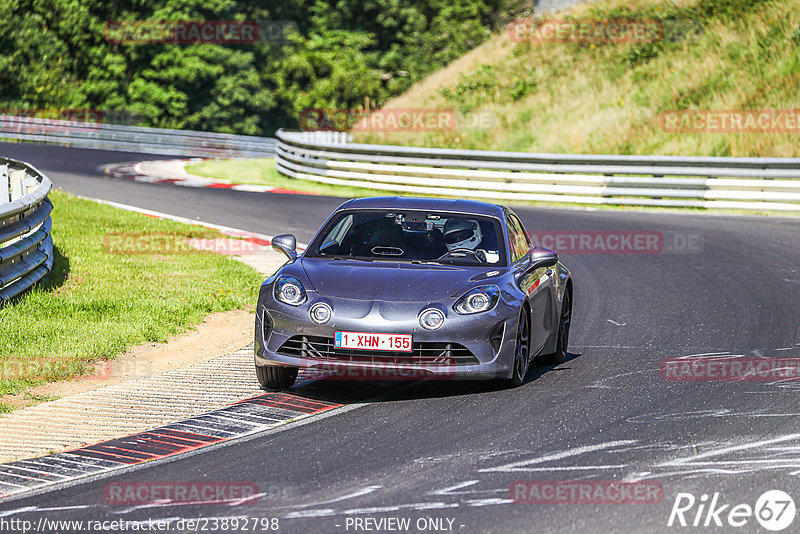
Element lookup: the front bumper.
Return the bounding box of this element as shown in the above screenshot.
[254,283,520,380]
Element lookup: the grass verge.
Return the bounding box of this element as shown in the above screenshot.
[356,0,800,158]
[0,190,263,411]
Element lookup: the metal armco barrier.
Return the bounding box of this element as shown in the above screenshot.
[274,129,800,211]
[0,158,54,301]
[0,115,276,158]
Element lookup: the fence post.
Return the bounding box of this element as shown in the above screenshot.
[10,169,24,200]
[0,164,9,204]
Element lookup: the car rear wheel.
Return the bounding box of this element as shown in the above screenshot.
[547,289,572,364]
[508,307,530,387]
[256,364,298,389]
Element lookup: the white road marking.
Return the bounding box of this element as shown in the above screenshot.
[657,434,800,467]
[479,440,637,473]
[465,498,515,507]
[675,459,800,465]
[284,509,337,519]
[676,353,743,360]
[0,504,92,518]
[430,480,505,496]
[500,465,628,472]
[291,485,383,509]
[429,480,480,496]
[628,410,800,423]
[586,369,652,389]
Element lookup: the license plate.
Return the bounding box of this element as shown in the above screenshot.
[334,331,413,352]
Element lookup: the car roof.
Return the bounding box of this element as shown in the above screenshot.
[341,196,505,218]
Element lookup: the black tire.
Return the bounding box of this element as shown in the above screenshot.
[256,364,298,389]
[507,307,531,387]
[547,288,572,365]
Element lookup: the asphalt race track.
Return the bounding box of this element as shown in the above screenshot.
[2,141,800,533]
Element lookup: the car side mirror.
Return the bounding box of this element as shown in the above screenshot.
[272,234,298,261]
[530,246,558,268]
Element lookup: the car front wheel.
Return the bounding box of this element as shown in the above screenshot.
[256,364,298,389]
[547,289,572,364]
[508,307,530,387]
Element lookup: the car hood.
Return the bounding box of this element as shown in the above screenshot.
[301,257,473,302]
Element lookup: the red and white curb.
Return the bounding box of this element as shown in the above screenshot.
[103,159,314,196]
[0,392,341,500]
[0,196,326,502]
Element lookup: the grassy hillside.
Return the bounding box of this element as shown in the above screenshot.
[355,0,800,157]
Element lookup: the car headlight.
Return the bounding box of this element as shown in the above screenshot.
[453,285,500,315]
[274,275,307,306]
[419,308,445,330]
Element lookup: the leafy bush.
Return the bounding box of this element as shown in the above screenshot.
[0,0,509,135]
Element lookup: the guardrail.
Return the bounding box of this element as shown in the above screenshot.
[274,129,800,211]
[0,115,275,158]
[0,158,53,302]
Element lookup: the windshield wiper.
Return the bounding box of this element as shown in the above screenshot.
[330,256,374,262]
[327,256,447,265]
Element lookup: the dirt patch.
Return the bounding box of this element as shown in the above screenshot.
[3,309,254,409]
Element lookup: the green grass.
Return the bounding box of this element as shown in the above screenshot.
[186,158,283,187]
[356,0,800,158]
[0,190,263,410]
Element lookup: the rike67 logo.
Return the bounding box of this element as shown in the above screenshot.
[668,490,796,531]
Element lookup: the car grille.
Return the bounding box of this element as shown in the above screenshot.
[277,335,479,366]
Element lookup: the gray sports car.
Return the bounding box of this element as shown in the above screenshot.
[254,197,573,389]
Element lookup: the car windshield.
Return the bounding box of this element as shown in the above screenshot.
[308,210,507,265]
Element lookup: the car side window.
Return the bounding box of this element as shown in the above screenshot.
[506,213,529,264]
[510,213,531,250]
[319,214,353,253]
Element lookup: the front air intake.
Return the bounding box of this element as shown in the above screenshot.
[261,309,274,344]
[277,335,479,365]
[489,321,505,355]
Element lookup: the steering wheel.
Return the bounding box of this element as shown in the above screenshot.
[437,248,485,263]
